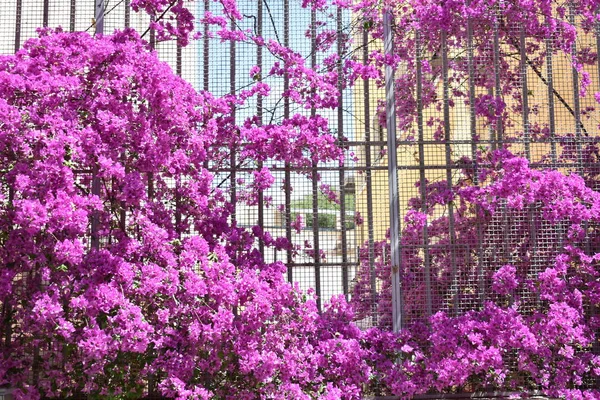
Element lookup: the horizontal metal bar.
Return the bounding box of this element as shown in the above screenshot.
[78,159,600,177]
[212,137,600,149]
[208,166,391,172]
[288,262,360,267]
[367,392,552,400]
[210,160,598,173]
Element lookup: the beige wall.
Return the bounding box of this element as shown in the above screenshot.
[354,24,600,243]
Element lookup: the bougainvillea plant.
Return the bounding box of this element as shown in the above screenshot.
[1,0,600,399]
[350,0,600,398]
[0,25,366,400]
[354,153,600,398]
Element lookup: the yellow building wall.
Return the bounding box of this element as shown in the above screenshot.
[354,24,600,245]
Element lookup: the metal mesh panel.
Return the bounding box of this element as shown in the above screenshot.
[0,0,599,396]
[0,0,387,320]
[377,1,600,391]
[371,1,599,324]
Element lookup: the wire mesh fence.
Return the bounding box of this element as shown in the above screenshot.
[0,0,599,397]
[377,1,600,326]
[0,0,390,323]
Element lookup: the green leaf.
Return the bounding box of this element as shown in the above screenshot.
[56,264,68,272]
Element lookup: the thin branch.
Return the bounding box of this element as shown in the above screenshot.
[86,0,126,33]
[263,0,281,45]
[501,23,589,136]
[141,0,178,40]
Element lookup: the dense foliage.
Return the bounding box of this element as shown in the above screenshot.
[350,0,600,398]
[354,154,600,398]
[0,0,599,399]
[0,27,359,399]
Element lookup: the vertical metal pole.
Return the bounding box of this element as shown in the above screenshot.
[363,23,377,325]
[174,19,183,241]
[147,174,154,198]
[15,0,22,52]
[284,0,293,282]
[149,15,156,48]
[70,0,76,32]
[487,87,495,148]
[310,8,321,311]
[519,26,531,161]
[2,301,11,357]
[43,0,49,27]
[466,16,478,171]
[593,12,600,378]
[4,188,14,350]
[95,0,105,35]
[441,31,459,315]
[230,17,237,225]
[176,16,183,77]
[415,31,433,318]
[146,5,155,223]
[125,0,130,28]
[383,10,403,332]
[546,30,557,163]
[597,15,600,101]
[493,4,503,148]
[257,0,265,257]
[529,203,540,310]
[174,181,181,234]
[119,155,126,233]
[202,0,210,170]
[502,203,511,264]
[176,47,183,75]
[91,167,101,250]
[203,0,210,92]
[311,168,321,312]
[569,5,584,173]
[337,7,350,298]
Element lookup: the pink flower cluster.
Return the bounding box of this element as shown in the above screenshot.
[0,28,359,400]
[2,0,600,398]
[353,151,600,398]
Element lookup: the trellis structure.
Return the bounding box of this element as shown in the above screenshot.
[0,0,389,315]
[0,0,599,397]
[380,1,600,333]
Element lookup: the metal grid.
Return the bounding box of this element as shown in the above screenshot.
[377,3,600,390]
[377,0,600,326]
[0,0,598,395]
[0,0,389,321]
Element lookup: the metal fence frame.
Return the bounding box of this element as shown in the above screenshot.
[1,0,599,396]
